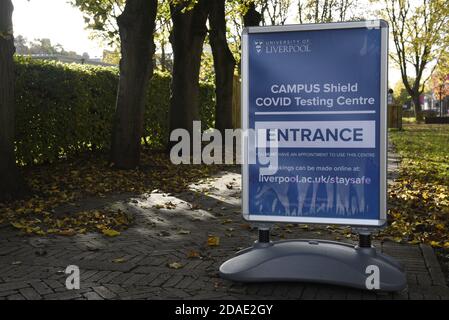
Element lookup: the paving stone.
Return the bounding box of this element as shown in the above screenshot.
[84,291,104,300]
[0,281,29,292]
[123,274,147,286]
[98,271,123,284]
[300,286,317,300]
[163,287,191,299]
[175,276,197,289]
[103,284,127,294]
[43,279,64,290]
[421,244,447,286]
[409,292,424,300]
[93,286,117,299]
[85,271,111,283]
[0,149,447,300]
[81,270,98,282]
[30,280,53,295]
[150,274,173,287]
[392,291,409,300]
[417,275,432,286]
[162,275,184,288]
[7,294,26,300]
[346,290,363,300]
[44,291,83,300]
[111,272,136,285]
[19,287,42,300]
[271,284,290,297]
[0,290,20,297]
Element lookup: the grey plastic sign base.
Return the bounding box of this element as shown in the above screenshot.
[219,239,407,292]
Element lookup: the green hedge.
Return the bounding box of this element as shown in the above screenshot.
[14,57,216,165]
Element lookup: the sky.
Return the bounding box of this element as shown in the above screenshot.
[12,0,106,59]
[12,0,402,85]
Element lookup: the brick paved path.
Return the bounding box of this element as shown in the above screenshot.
[0,149,448,300]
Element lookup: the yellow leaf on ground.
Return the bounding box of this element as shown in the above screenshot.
[58,229,76,236]
[187,250,200,259]
[430,241,441,247]
[168,262,183,269]
[102,229,120,237]
[207,236,220,246]
[11,222,25,229]
[112,257,126,263]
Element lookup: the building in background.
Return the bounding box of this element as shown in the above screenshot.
[431,73,449,117]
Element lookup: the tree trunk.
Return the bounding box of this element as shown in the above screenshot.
[243,2,262,27]
[110,0,157,169]
[413,95,424,122]
[209,0,236,133]
[0,0,25,201]
[168,0,209,146]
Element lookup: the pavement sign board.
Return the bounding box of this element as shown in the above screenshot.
[242,20,389,226]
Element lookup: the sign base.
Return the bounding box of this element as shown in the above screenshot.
[219,239,407,292]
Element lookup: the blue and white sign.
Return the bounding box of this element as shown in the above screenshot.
[242,21,388,226]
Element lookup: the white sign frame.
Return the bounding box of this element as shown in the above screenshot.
[241,20,389,227]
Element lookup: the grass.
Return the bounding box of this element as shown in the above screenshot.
[384,124,449,248]
[391,124,449,282]
[402,117,417,124]
[390,124,449,185]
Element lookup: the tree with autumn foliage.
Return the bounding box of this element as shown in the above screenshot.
[298,0,358,23]
[382,0,449,122]
[431,53,449,117]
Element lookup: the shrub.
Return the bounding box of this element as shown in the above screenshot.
[14,57,216,165]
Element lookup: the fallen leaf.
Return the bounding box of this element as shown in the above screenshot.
[241,223,251,230]
[11,222,25,229]
[102,229,120,237]
[207,235,220,246]
[430,240,441,247]
[187,250,201,259]
[168,262,184,269]
[58,229,76,236]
